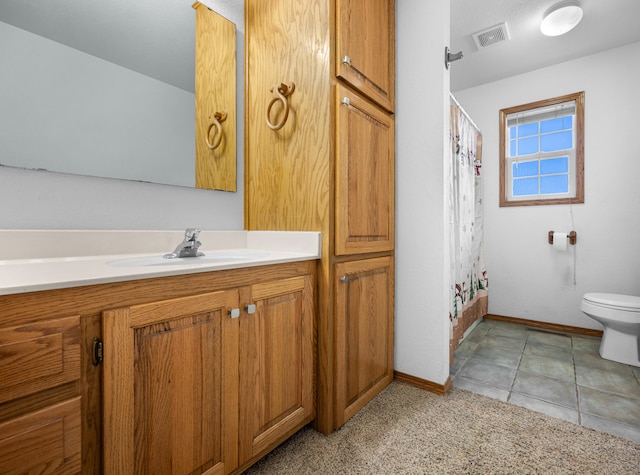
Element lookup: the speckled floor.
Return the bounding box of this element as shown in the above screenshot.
[452,318,640,442]
[241,319,640,474]
[245,381,640,474]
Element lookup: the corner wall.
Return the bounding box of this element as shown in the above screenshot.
[455,41,640,330]
[395,0,451,385]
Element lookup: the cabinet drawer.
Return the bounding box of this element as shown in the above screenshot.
[0,316,80,404]
[0,396,81,475]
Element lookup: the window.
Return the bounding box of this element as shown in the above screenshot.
[499,92,584,206]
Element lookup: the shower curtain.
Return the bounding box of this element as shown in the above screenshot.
[449,102,488,358]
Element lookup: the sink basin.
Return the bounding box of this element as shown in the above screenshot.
[108,250,271,267]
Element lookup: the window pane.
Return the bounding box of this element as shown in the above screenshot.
[517,123,538,137]
[513,177,538,196]
[512,161,538,177]
[517,136,538,155]
[510,139,516,157]
[540,157,568,175]
[563,116,573,129]
[541,175,569,194]
[541,131,572,152]
[509,126,516,139]
[540,117,567,133]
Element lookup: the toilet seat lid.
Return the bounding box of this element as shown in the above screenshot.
[583,293,640,310]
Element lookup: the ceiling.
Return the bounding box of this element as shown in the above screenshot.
[3,1,639,94]
[450,0,640,92]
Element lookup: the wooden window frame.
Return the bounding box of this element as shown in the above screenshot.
[499,91,584,207]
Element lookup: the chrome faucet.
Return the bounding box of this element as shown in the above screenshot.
[164,228,205,259]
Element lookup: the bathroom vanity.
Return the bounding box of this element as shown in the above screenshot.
[0,0,397,470]
[0,230,320,474]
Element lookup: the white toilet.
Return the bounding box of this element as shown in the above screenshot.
[581,293,640,367]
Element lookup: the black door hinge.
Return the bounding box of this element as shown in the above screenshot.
[92,337,103,366]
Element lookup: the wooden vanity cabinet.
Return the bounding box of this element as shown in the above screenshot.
[102,265,315,475]
[245,0,395,433]
[0,260,315,474]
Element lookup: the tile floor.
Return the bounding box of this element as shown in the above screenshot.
[451,318,640,442]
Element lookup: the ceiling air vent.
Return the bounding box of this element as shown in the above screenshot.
[472,22,510,49]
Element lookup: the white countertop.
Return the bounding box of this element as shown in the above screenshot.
[0,230,321,296]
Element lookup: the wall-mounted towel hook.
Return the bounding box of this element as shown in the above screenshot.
[445,46,463,70]
[266,82,295,131]
[205,111,228,150]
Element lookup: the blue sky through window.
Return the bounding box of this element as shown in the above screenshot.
[512,161,538,177]
[509,114,573,158]
[513,177,538,196]
[540,157,568,174]
[540,175,569,194]
[540,116,572,133]
[509,113,572,197]
[512,156,570,196]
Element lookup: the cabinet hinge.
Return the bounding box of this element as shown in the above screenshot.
[92,337,104,366]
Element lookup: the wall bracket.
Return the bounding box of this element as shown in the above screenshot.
[445,46,463,70]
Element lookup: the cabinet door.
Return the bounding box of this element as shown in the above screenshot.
[194,2,237,191]
[0,397,81,474]
[335,85,395,255]
[334,257,394,428]
[238,276,315,465]
[102,290,239,475]
[335,0,395,112]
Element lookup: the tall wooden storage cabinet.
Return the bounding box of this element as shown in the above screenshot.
[245,0,395,434]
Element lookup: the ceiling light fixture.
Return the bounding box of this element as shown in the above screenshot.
[540,1,584,36]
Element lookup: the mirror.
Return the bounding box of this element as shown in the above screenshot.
[0,0,240,189]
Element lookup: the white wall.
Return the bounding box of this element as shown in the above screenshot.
[1,21,195,187]
[395,0,451,385]
[455,41,640,330]
[0,165,243,230]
